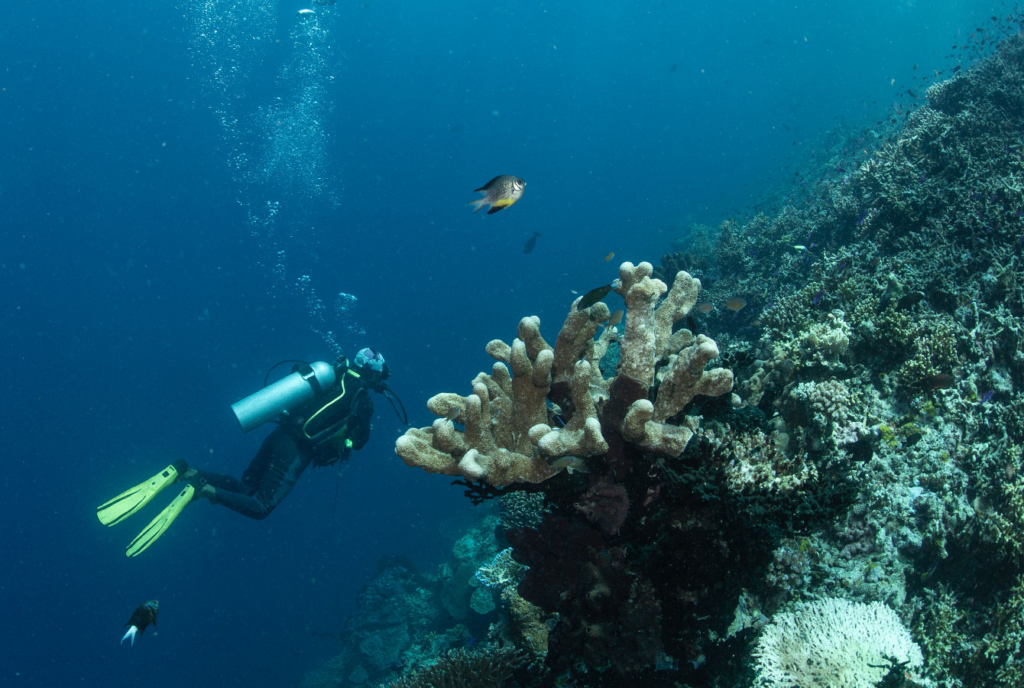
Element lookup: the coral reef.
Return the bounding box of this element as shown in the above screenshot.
[383,647,528,688]
[687,26,1024,688]
[315,21,1024,688]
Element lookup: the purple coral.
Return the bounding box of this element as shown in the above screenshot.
[574,483,630,536]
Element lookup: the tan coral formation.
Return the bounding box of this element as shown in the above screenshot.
[395,261,734,486]
[502,587,549,657]
[615,262,733,456]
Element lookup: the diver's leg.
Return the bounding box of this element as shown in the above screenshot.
[195,471,246,493]
[240,432,276,490]
[178,434,273,506]
[205,429,312,520]
[204,485,274,519]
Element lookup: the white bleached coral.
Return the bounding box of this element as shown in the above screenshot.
[752,597,923,688]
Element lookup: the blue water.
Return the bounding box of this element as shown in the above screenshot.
[0,1,1006,686]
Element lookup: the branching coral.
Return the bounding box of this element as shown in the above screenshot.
[753,598,923,688]
[395,262,733,486]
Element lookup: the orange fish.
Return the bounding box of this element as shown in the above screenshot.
[604,251,615,262]
[724,297,747,312]
[696,302,714,313]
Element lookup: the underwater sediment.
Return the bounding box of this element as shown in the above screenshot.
[305,25,1024,688]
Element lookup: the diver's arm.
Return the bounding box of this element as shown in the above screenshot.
[348,391,374,451]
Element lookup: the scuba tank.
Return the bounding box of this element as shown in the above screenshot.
[230,360,337,433]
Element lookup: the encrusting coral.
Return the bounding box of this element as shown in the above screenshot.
[395,262,734,487]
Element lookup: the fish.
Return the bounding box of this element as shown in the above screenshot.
[122,600,159,646]
[724,297,747,312]
[918,373,955,391]
[576,284,613,311]
[523,232,541,254]
[604,251,615,262]
[606,309,624,328]
[979,390,995,405]
[468,175,526,215]
[696,302,714,313]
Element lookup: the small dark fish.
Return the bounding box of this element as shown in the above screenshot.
[919,373,955,391]
[468,175,526,215]
[523,231,540,254]
[953,65,962,74]
[122,600,159,646]
[856,209,870,225]
[812,289,825,305]
[576,284,613,311]
[979,390,995,405]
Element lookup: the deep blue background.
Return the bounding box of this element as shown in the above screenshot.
[0,1,1006,686]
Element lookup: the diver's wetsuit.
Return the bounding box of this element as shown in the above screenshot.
[200,376,374,520]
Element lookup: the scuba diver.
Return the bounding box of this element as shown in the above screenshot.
[97,348,407,557]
